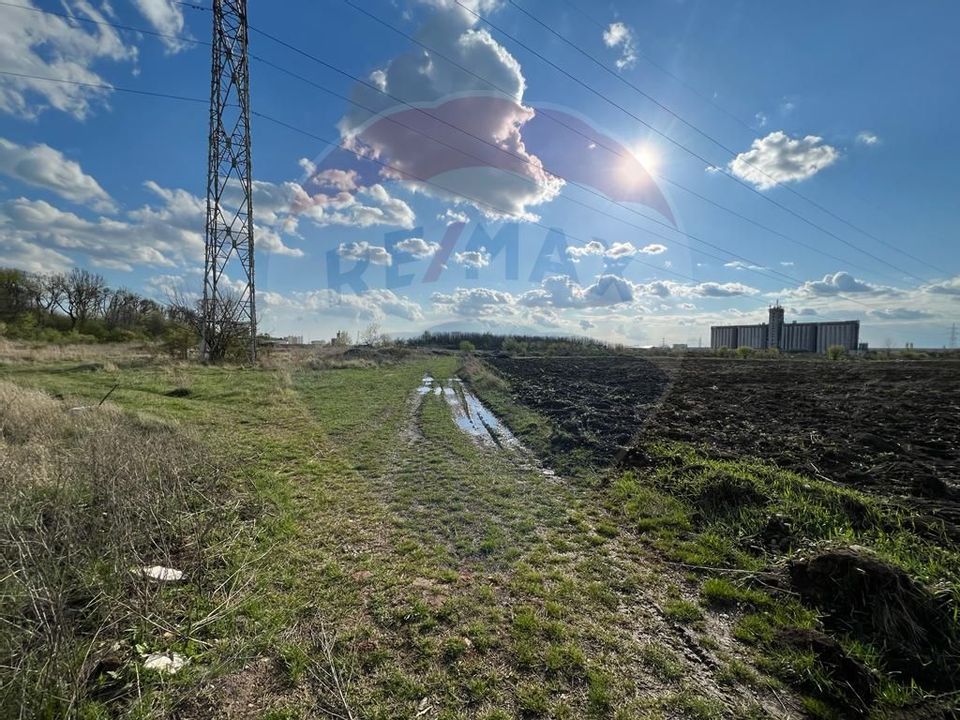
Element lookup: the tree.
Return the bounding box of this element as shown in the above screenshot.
[166,287,251,362]
[59,268,108,329]
[459,340,476,354]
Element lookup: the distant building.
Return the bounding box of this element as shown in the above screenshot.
[285,335,304,346]
[711,305,860,353]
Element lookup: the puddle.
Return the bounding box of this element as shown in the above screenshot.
[443,378,520,449]
[409,374,557,478]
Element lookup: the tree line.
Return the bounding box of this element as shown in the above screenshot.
[0,267,197,355]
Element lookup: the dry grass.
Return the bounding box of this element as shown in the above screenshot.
[0,338,157,365]
[0,381,235,718]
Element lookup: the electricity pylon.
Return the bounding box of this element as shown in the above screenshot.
[202,0,256,362]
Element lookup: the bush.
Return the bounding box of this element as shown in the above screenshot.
[736,346,754,359]
[459,340,476,354]
[826,344,847,361]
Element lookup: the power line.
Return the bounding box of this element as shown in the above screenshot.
[554,0,758,133]
[1,67,902,314]
[454,0,929,284]
[507,0,944,278]
[3,0,797,290]
[335,0,907,283]
[3,0,906,287]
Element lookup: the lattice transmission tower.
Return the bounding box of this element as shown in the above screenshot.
[202,0,256,362]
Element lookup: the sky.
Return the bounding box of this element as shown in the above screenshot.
[0,0,958,347]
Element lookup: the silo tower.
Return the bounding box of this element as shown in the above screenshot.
[768,303,785,349]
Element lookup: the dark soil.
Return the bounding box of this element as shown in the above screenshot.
[485,356,960,534]
[789,548,959,690]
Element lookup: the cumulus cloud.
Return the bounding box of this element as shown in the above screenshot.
[579,319,595,330]
[438,208,470,225]
[335,2,562,220]
[518,274,636,308]
[394,237,440,259]
[792,271,888,297]
[338,241,393,266]
[0,0,138,119]
[290,288,423,322]
[567,241,667,261]
[0,137,115,212]
[634,280,759,298]
[856,131,880,146]
[0,178,304,273]
[287,177,416,229]
[432,286,517,317]
[602,22,637,70]
[132,0,192,53]
[566,240,604,260]
[729,131,839,190]
[453,248,491,268]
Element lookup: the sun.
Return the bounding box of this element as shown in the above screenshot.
[633,143,660,173]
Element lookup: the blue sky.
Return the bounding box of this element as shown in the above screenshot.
[1,0,958,346]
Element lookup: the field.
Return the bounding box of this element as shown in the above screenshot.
[1,342,958,719]
[485,356,960,535]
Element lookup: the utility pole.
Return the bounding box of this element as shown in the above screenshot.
[202,0,256,362]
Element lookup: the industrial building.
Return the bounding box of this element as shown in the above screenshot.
[711,305,860,353]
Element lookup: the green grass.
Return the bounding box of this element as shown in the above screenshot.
[0,350,734,717]
[610,441,960,716]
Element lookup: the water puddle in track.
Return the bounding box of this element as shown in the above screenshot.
[412,374,557,478]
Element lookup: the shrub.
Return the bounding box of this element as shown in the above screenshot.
[736,346,754,359]
[459,340,476,354]
[826,344,847,360]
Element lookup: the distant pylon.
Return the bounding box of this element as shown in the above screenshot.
[202,0,256,362]
[950,322,957,349]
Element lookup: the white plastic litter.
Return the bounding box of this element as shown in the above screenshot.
[140,566,184,582]
[143,652,187,674]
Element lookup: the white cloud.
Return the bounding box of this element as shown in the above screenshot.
[923,276,960,296]
[432,286,517,317]
[453,248,491,268]
[0,137,115,212]
[755,112,768,128]
[438,208,470,225]
[518,274,636,308]
[338,241,393,266]
[640,243,667,255]
[602,22,637,70]
[724,260,767,271]
[286,288,424,322]
[634,280,759,298]
[728,131,839,190]
[867,307,934,320]
[287,180,416,229]
[336,3,562,220]
[566,240,604,260]
[132,0,191,54]
[0,178,304,273]
[0,0,138,119]
[791,271,890,297]
[856,131,880,146]
[394,237,440,258]
[566,241,666,261]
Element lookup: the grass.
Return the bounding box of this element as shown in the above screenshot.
[0,346,744,717]
[609,441,960,716]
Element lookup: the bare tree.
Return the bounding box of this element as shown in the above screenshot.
[166,287,251,362]
[34,273,66,319]
[58,269,108,329]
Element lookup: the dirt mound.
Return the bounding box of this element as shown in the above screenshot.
[777,627,876,715]
[789,547,959,690]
